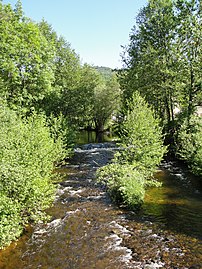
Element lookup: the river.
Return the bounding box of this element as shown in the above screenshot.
[0,142,201,268]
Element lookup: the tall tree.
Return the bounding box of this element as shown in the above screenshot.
[38,20,82,117]
[65,64,100,126]
[120,0,201,151]
[175,0,202,121]
[93,72,121,132]
[0,3,55,111]
[122,0,178,127]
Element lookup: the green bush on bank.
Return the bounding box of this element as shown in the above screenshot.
[0,107,65,249]
[0,194,22,248]
[97,92,166,208]
[177,115,202,177]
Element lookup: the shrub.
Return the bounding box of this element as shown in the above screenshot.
[97,163,161,208]
[48,113,76,156]
[0,107,64,248]
[97,164,145,208]
[177,115,202,176]
[0,194,22,248]
[116,92,167,177]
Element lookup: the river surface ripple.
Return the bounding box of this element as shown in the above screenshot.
[0,143,201,269]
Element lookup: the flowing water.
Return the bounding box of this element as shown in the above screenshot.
[0,143,202,269]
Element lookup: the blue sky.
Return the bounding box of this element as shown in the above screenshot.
[2,0,148,68]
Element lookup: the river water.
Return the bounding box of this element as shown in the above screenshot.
[0,142,201,268]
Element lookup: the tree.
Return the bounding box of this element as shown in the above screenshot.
[0,3,55,111]
[117,92,167,176]
[175,0,202,122]
[120,0,201,153]
[38,20,82,118]
[93,71,121,133]
[177,115,202,176]
[122,0,178,127]
[73,64,100,127]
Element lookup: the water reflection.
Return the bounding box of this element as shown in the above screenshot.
[140,163,202,239]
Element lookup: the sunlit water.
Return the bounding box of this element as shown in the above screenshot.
[0,143,201,269]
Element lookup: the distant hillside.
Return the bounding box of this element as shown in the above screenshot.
[94,66,113,79]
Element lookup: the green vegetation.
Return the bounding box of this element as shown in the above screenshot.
[93,70,121,132]
[116,92,166,177]
[0,107,64,248]
[97,164,146,208]
[0,1,121,248]
[0,3,55,111]
[0,0,201,248]
[98,0,201,207]
[177,115,202,176]
[119,0,201,171]
[97,93,166,208]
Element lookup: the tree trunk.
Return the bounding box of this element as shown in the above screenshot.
[187,65,195,125]
[95,120,104,133]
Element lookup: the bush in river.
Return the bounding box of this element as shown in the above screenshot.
[97,92,166,208]
[0,107,64,249]
[97,164,146,208]
[116,92,167,177]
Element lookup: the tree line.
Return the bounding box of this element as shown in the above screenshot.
[0,1,120,130]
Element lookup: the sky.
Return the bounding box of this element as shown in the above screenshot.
[2,0,148,69]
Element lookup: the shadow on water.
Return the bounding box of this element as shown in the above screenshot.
[120,162,202,268]
[126,161,202,239]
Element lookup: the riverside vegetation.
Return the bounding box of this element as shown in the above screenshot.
[0,0,201,249]
[97,92,167,208]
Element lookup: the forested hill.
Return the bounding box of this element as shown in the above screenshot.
[94,66,113,79]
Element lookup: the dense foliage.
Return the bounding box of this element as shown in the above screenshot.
[120,0,201,171]
[177,115,202,176]
[0,1,121,248]
[116,92,167,177]
[0,2,55,111]
[93,69,121,132]
[97,164,146,208]
[97,93,166,208]
[0,106,64,248]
